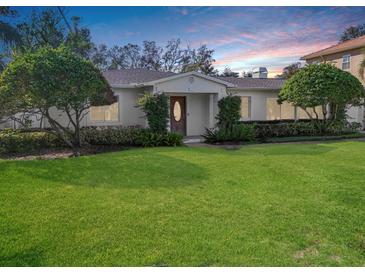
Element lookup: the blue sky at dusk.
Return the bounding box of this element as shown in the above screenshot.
[12,6,365,76]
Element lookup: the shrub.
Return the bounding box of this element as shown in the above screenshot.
[203,124,255,144]
[137,131,183,147]
[137,93,169,133]
[80,126,182,147]
[0,129,64,154]
[245,120,361,140]
[216,96,241,129]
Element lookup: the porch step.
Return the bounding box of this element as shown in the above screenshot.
[183,136,204,144]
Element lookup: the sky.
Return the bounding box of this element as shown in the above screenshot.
[11,6,365,77]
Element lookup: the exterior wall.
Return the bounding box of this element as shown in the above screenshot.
[11,87,148,130]
[305,48,365,127]
[154,75,227,99]
[306,48,365,85]
[232,89,280,120]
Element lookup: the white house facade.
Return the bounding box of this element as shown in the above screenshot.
[1,68,364,135]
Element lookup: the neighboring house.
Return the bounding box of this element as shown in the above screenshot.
[301,35,365,125]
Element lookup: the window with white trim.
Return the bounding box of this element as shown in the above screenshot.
[90,101,119,122]
[342,54,351,70]
[240,96,251,119]
[266,98,295,120]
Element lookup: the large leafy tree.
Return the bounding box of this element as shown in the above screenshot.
[279,63,365,122]
[0,46,112,149]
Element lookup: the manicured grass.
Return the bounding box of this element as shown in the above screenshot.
[1,141,365,266]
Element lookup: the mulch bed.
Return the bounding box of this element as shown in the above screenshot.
[0,145,129,161]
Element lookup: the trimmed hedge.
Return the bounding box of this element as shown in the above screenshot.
[80,126,183,147]
[0,129,64,154]
[203,124,255,144]
[241,120,362,139]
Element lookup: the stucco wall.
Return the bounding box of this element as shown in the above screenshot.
[154,75,227,98]
[38,88,148,129]
[232,89,280,120]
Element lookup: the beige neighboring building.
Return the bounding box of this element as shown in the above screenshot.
[302,35,365,125]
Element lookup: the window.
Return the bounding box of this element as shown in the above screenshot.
[240,96,251,119]
[342,54,351,70]
[90,101,119,122]
[297,106,324,119]
[266,98,295,120]
[173,101,182,122]
[280,101,295,119]
[266,98,281,120]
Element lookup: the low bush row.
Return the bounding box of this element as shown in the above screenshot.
[0,129,64,154]
[80,127,183,147]
[248,121,362,139]
[0,127,183,154]
[203,120,362,144]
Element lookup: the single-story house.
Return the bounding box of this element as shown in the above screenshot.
[1,68,363,135]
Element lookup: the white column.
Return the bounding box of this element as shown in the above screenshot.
[208,94,215,128]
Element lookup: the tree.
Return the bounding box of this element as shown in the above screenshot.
[182,45,216,75]
[0,46,112,149]
[161,39,183,72]
[279,63,364,123]
[220,67,239,77]
[0,7,21,48]
[340,24,365,42]
[140,40,162,71]
[277,62,301,79]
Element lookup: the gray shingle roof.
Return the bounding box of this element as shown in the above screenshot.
[217,77,285,90]
[103,68,284,90]
[103,68,175,85]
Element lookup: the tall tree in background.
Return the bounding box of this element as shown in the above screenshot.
[140,40,162,71]
[277,62,302,79]
[161,39,183,72]
[340,23,365,42]
[0,7,21,72]
[220,67,239,77]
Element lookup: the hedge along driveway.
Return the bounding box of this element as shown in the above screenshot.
[1,142,365,266]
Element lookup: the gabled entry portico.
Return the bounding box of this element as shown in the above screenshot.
[145,71,235,136]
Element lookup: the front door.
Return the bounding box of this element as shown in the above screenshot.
[170,96,186,135]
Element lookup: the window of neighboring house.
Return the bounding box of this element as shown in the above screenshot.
[90,101,119,122]
[280,101,295,119]
[342,54,351,70]
[240,96,251,119]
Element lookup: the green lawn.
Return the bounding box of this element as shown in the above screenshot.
[1,141,365,266]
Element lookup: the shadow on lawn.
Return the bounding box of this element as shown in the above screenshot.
[0,149,207,189]
[190,143,337,157]
[0,247,44,266]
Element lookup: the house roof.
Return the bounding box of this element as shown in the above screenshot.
[301,35,365,60]
[218,77,285,90]
[103,68,284,90]
[103,68,175,86]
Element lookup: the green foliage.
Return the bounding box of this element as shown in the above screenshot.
[138,93,169,133]
[279,63,365,121]
[80,127,182,147]
[216,96,241,130]
[137,131,183,147]
[0,129,64,154]
[251,120,361,140]
[203,124,255,144]
[0,46,111,148]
